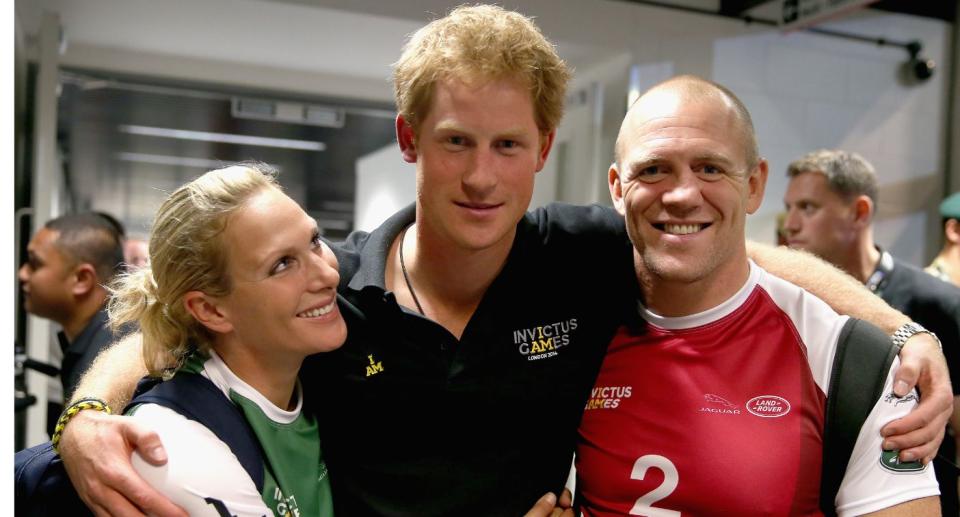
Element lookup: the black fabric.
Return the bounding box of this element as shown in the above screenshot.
[14,372,265,515]
[310,203,636,517]
[57,308,121,401]
[14,442,92,516]
[819,318,899,516]
[876,254,960,516]
[876,256,960,395]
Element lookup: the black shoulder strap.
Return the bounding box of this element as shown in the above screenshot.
[819,318,899,515]
[125,373,266,492]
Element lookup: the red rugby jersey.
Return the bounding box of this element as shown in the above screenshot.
[576,263,937,516]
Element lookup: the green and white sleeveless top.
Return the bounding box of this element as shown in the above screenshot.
[127,350,334,517]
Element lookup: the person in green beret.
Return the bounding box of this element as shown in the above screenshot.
[927,192,960,286]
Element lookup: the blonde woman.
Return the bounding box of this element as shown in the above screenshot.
[109,164,346,516]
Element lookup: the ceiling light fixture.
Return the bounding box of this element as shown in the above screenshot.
[118,124,326,151]
[114,152,281,171]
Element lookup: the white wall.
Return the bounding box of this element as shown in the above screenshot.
[354,143,415,232]
[552,53,634,208]
[538,4,951,264]
[705,15,950,265]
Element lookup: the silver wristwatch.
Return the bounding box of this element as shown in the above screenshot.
[891,322,942,351]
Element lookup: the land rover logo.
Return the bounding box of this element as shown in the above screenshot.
[745,395,791,418]
[879,450,925,473]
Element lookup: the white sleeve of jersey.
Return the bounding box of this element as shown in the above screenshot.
[834,357,940,516]
[129,403,274,517]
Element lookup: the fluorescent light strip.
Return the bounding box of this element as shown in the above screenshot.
[114,152,281,171]
[118,124,326,152]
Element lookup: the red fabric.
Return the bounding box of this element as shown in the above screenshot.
[577,288,827,516]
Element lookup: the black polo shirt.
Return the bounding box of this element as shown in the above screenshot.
[303,203,636,516]
[57,307,115,401]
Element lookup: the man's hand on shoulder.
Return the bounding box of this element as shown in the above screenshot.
[881,332,953,464]
[60,410,186,516]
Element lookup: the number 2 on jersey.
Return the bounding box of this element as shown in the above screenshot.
[629,455,680,517]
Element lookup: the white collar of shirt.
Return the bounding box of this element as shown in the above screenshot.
[639,260,761,331]
[202,349,303,424]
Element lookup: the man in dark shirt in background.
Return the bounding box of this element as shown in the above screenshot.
[19,213,126,410]
[784,149,960,515]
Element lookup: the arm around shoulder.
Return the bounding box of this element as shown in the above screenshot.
[68,331,149,409]
[129,404,271,516]
[834,356,940,517]
[745,241,908,333]
[746,243,951,462]
[58,332,188,516]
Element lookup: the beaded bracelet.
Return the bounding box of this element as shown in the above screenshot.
[51,397,112,454]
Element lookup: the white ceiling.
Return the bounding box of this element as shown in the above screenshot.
[21,0,710,80]
[16,0,425,80]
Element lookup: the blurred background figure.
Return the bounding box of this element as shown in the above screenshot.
[782,149,960,517]
[18,213,126,432]
[123,237,150,270]
[927,192,960,286]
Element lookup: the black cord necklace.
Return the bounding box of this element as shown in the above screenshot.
[398,225,426,316]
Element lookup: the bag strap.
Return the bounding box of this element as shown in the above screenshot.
[125,373,266,492]
[819,318,899,515]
